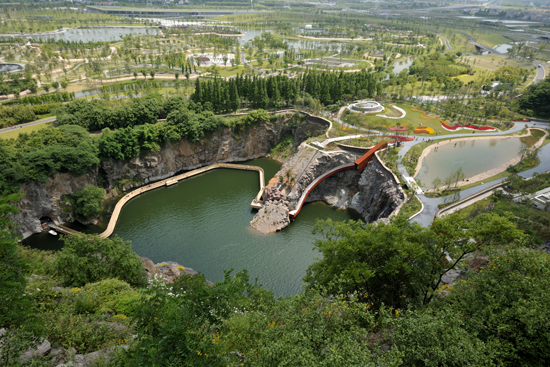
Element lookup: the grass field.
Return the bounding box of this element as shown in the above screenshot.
[463,54,534,71]
[475,33,511,48]
[341,104,501,137]
[0,121,51,140]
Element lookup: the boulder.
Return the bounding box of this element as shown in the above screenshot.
[466,257,490,272]
[19,337,51,362]
[141,256,157,277]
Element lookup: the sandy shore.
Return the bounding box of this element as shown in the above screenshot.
[412,128,548,186]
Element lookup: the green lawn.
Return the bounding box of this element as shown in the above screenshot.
[0,121,51,140]
[475,33,511,48]
[341,104,499,138]
[399,194,423,218]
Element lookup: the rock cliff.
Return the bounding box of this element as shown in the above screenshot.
[250,143,405,233]
[14,114,324,239]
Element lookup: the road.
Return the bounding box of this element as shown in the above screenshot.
[437,34,452,50]
[396,120,550,227]
[529,62,546,86]
[240,53,262,72]
[0,117,57,135]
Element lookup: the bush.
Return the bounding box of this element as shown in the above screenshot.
[71,185,106,219]
[73,279,142,317]
[54,235,147,288]
[16,245,56,277]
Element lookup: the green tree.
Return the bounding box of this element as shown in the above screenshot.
[54,234,147,288]
[71,185,105,219]
[305,213,525,310]
[0,193,41,365]
[430,247,550,366]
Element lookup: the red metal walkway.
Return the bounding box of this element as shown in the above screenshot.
[289,141,387,219]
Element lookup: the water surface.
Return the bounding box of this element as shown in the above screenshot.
[415,137,537,188]
[24,158,359,296]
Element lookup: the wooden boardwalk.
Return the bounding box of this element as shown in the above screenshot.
[94,163,265,238]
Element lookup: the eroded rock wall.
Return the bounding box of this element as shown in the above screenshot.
[249,143,405,233]
[14,115,323,239]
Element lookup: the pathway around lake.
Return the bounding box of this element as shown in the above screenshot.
[97,163,265,238]
[396,120,550,227]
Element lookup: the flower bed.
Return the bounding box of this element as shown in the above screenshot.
[376,135,414,142]
[414,127,435,134]
[389,125,409,131]
[440,121,495,131]
[512,118,531,122]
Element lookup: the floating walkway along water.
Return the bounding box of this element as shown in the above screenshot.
[96,163,265,238]
[289,141,387,219]
[47,163,265,239]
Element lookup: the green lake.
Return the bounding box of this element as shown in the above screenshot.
[24,158,359,296]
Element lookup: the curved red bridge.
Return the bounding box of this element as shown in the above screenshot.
[289,141,387,219]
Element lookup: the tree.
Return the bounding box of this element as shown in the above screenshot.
[51,81,59,89]
[150,70,155,79]
[432,177,442,191]
[0,193,42,365]
[54,234,147,288]
[133,71,138,79]
[0,193,31,328]
[434,247,550,366]
[305,213,525,310]
[60,80,68,90]
[71,185,105,219]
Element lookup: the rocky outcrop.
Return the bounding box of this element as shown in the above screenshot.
[349,156,406,223]
[250,201,290,234]
[14,114,324,239]
[141,257,199,283]
[249,143,405,233]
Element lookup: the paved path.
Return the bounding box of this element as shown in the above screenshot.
[0,117,57,135]
[94,163,265,238]
[438,34,452,50]
[397,120,550,227]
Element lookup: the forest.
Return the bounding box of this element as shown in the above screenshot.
[0,96,277,194]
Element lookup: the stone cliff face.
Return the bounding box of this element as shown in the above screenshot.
[249,143,406,233]
[14,115,323,239]
[348,156,406,223]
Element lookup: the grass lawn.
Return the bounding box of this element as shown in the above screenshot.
[399,194,423,218]
[341,104,500,138]
[475,33,511,47]
[0,120,51,140]
[463,54,534,71]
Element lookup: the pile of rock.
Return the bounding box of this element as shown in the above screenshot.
[249,201,290,234]
[141,257,197,283]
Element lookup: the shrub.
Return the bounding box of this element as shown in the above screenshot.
[54,235,147,288]
[71,185,106,219]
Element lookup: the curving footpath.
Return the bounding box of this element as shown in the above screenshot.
[96,163,265,238]
[396,120,550,227]
[289,163,355,219]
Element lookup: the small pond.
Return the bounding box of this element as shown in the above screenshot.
[415,136,539,188]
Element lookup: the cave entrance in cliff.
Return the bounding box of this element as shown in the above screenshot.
[40,216,53,224]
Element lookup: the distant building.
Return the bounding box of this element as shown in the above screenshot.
[196,56,212,66]
[304,25,313,29]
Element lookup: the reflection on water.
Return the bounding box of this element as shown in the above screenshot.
[415,137,537,188]
[23,158,360,296]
